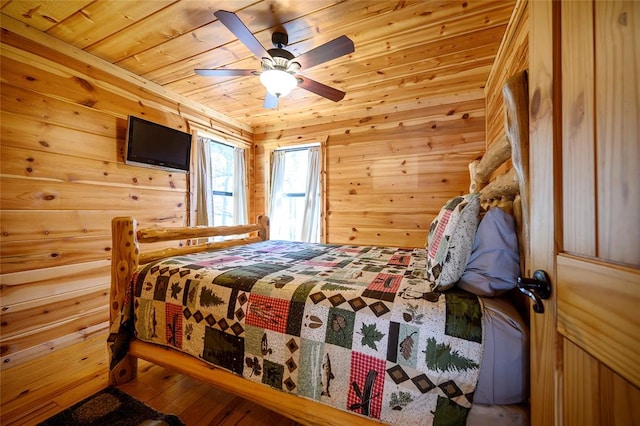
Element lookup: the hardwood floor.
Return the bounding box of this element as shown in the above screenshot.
[0,332,299,425]
[119,362,300,425]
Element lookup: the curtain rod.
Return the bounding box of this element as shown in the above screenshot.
[274,143,320,153]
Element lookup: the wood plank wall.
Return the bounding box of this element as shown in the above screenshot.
[485,0,529,156]
[0,22,253,369]
[254,95,487,248]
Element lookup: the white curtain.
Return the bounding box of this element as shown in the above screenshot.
[301,146,320,242]
[232,147,248,225]
[269,150,287,239]
[195,136,213,226]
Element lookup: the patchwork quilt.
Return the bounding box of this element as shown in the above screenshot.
[112,240,484,425]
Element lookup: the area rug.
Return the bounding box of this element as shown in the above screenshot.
[39,386,185,426]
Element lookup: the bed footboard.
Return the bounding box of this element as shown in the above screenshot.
[108,216,270,385]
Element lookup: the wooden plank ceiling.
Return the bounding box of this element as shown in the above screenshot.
[1,0,515,133]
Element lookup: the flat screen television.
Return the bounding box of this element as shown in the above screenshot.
[125,115,192,173]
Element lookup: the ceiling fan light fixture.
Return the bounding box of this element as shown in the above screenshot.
[260,69,298,98]
[201,11,354,107]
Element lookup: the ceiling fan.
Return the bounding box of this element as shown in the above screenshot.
[195,10,355,109]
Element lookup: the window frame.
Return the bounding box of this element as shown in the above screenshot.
[269,143,324,242]
[193,129,250,228]
[210,139,236,227]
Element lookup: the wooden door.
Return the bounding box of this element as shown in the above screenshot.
[529,1,640,425]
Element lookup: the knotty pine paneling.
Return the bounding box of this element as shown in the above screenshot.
[1,145,187,192]
[0,29,252,369]
[1,0,514,132]
[254,95,486,247]
[0,20,252,139]
[1,260,110,308]
[0,0,94,32]
[1,210,185,243]
[46,0,175,50]
[485,0,529,152]
[165,1,514,129]
[2,286,109,340]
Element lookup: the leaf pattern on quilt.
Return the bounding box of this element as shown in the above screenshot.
[399,331,417,360]
[170,282,182,299]
[403,303,425,324]
[359,322,384,350]
[245,356,262,376]
[331,313,347,332]
[390,391,414,410]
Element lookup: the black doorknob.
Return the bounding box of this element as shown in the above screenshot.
[517,270,552,314]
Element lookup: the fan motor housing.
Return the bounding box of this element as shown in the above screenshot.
[272,31,288,48]
[269,32,294,60]
[268,47,294,60]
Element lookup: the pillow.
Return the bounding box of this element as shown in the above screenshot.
[457,207,520,297]
[426,193,480,291]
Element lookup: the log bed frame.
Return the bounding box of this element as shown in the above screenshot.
[108,71,529,426]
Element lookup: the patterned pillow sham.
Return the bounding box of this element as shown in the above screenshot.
[426,193,481,291]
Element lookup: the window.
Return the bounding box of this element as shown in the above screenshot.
[211,141,234,226]
[195,136,247,228]
[269,145,321,242]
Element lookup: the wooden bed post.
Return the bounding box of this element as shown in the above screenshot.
[257,215,270,241]
[502,70,530,275]
[108,216,139,385]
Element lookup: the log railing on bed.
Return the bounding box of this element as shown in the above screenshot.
[109,217,270,381]
[108,70,529,426]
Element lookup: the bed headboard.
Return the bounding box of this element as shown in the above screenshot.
[468,70,530,318]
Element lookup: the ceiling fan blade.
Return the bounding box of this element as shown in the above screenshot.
[295,35,354,69]
[214,10,271,60]
[297,77,346,102]
[195,69,255,77]
[263,92,278,109]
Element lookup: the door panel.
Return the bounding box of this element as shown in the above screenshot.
[530,1,640,424]
[561,0,596,257]
[564,339,640,426]
[557,254,640,388]
[594,0,640,266]
[563,339,601,426]
[559,0,640,391]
